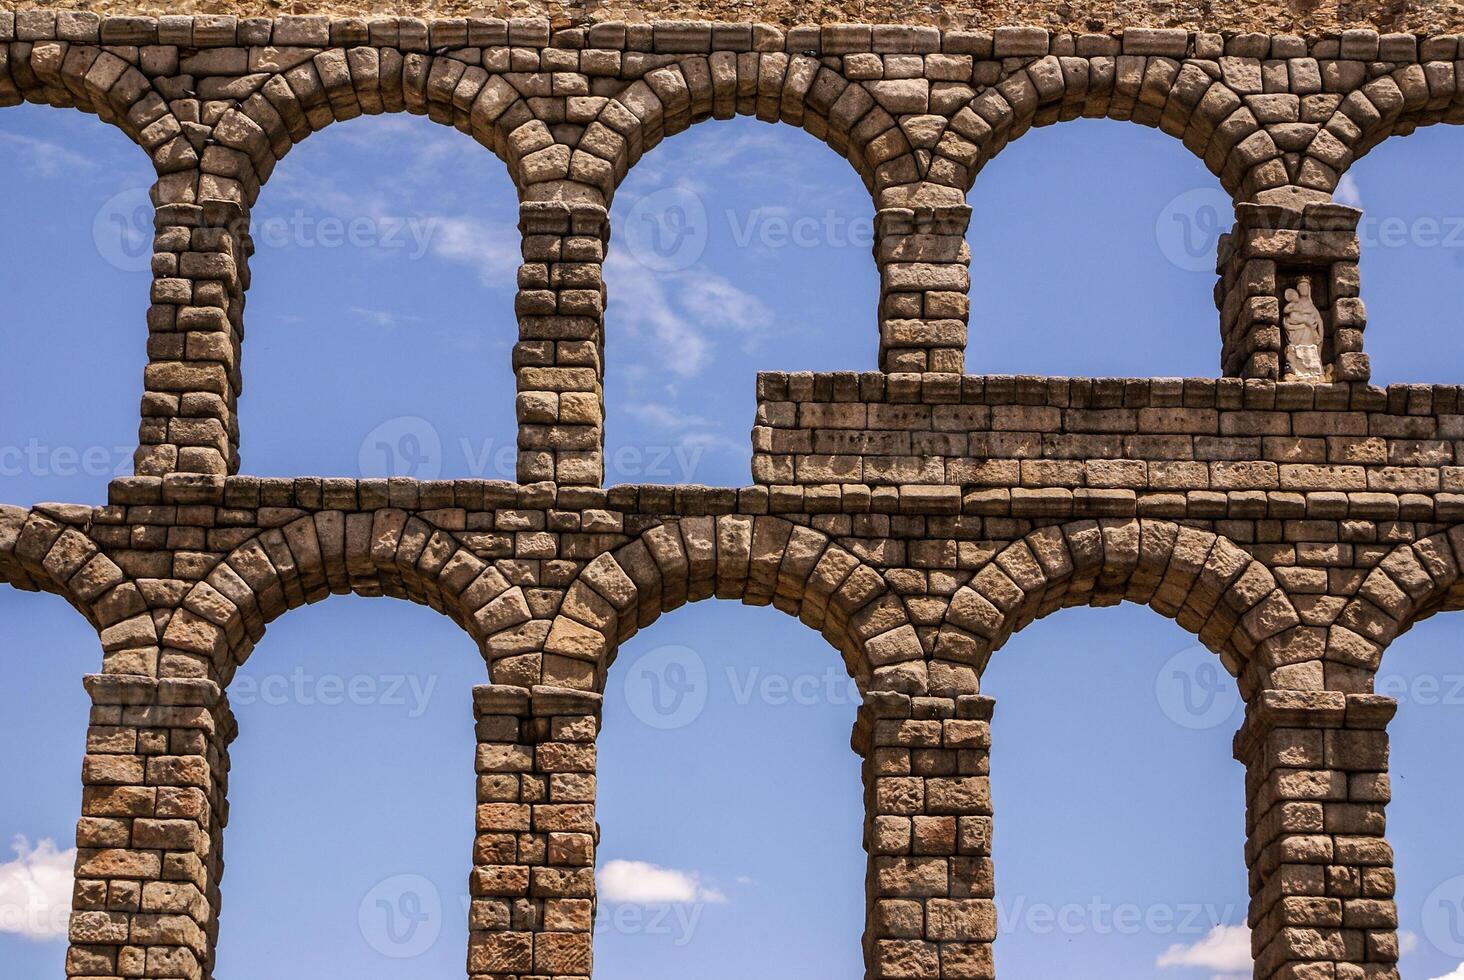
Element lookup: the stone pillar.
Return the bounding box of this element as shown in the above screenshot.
[470,684,599,980]
[1233,690,1398,980]
[1216,201,1368,383]
[136,179,248,479]
[857,691,995,980]
[875,205,971,376]
[515,201,607,487]
[68,674,231,980]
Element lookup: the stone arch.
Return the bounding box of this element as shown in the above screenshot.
[219,50,532,206]
[587,56,914,207]
[525,515,928,696]
[2,47,207,479]
[0,505,148,666]
[1328,526,1464,689]
[162,510,517,687]
[957,55,1262,198]
[1305,61,1464,195]
[0,42,194,176]
[935,519,1304,697]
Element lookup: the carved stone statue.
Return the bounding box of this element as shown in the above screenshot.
[1283,278,1326,381]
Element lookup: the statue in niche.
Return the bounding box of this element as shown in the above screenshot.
[1282,278,1326,381]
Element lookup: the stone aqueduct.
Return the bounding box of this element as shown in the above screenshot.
[5,7,1464,979]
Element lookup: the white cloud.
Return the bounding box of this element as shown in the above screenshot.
[1431,965,1464,980]
[1157,923,1251,976]
[1335,172,1363,208]
[598,860,727,905]
[428,216,520,289]
[0,837,74,941]
[1401,929,1420,955]
[678,272,769,334]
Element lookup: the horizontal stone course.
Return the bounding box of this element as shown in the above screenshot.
[8,6,1464,38]
[9,14,1464,60]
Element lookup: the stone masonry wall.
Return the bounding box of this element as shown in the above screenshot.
[7,9,1464,980]
[13,1,1464,37]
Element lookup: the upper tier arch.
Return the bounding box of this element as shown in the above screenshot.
[1328,525,1464,680]
[0,41,193,178]
[1306,60,1464,195]
[220,49,527,205]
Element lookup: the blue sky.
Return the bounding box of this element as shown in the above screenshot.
[3,101,1464,979]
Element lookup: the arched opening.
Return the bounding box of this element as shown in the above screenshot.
[595,600,864,977]
[604,115,877,488]
[212,595,486,976]
[966,119,1222,378]
[1372,612,1464,978]
[0,588,101,973]
[1340,124,1464,386]
[980,605,1249,979]
[238,114,522,480]
[0,102,151,505]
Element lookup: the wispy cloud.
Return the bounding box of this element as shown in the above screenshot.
[624,402,718,432]
[598,859,727,905]
[1335,172,1363,208]
[0,131,97,178]
[0,837,74,941]
[635,122,847,199]
[605,251,769,378]
[1156,923,1250,978]
[428,216,520,289]
[348,306,421,329]
[621,401,747,468]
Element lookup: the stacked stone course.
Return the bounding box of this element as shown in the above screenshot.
[8,10,1464,979]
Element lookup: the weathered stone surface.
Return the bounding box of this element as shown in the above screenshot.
[3,12,1457,980]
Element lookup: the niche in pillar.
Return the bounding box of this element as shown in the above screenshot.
[1217,202,1368,383]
